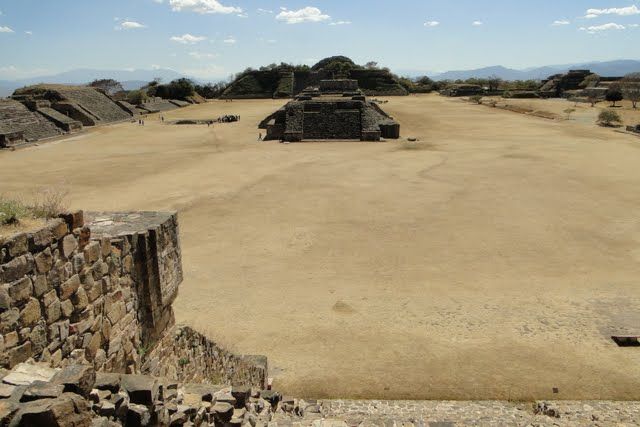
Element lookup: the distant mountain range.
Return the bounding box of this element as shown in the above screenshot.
[419,59,640,81]
[2,60,639,98]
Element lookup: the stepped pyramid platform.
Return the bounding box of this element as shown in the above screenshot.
[0,99,63,147]
[259,80,400,142]
[12,84,131,126]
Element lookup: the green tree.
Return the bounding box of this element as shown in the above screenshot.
[597,110,622,127]
[605,85,623,107]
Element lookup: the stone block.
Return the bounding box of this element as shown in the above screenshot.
[45,299,62,323]
[2,362,59,386]
[3,256,33,286]
[60,275,80,300]
[5,233,28,259]
[94,372,121,393]
[19,298,41,327]
[61,235,78,259]
[20,380,65,402]
[11,392,91,427]
[8,277,33,305]
[126,403,151,426]
[121,375,158,406]
[33,274,51,298]
[34,248,53,274]
[59,211,84,231]
[52,364,96,397]
[28,228,53,252]
[60,299,74,318]
[0,285,11,311]
[71,287,89,312]
[84,241,101,264]
[48,219,68,240]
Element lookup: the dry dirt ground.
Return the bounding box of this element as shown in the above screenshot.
[1,95,640,400]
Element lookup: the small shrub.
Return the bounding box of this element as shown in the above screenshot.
[488,100,497,107]
[597,110,622,127]
[178,357,190,367]
[31,186,69,219]
[469,95,483,104]
[0,198,28,225]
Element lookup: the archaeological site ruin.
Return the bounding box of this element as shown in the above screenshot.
[259,80,400,142]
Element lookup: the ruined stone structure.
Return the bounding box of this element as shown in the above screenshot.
[259,82,400,142]
[12,85,132,127]
[221,57,408,99]
[0,100,64,148]
[440,84,484,97]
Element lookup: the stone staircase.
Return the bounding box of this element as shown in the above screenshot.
[0,100,62,143]
[55,87,132,123]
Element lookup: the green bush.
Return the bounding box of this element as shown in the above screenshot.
[598,110,622,127]
[127,90,148,105]
[0,198,27,225]
[470,95,483,104]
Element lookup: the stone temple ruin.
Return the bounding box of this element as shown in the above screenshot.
[1,85,198,149]
[259,80,400,142]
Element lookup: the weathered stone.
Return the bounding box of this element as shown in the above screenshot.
[5,233,28,258]
[61,235,78,259]
[212,402,234,423]
[11,392,91,427]
[0,309,19,335]
[126,403,151,427]
[84,241,101,264]
[60,299,74,318]
[121,375,158,406]
[45,299,62,323]
[8,278,33,305]
[20,380,65,402]
[48,219,68,240]
[0,400,19,426]
[94,372,121,393]
[32,274,51,298]
[0,286,11,311]
[29,325,47,354]
[71,287,89,312]
[34,248,53,274]
[78,227,91,251]
[2,362,59,386]
[60,275,80,300]
[29,228,53,253]
[19,298,41,328]
[0,383,16,398]
[59,211,84,232]
[4,331,18,348]
[52,364,96,397]
[232,385,252,408]
[97,400,115,418]
[260,390,282,408]
[5,341,32,368]
[72,254,85,273]
[2,256,31,283]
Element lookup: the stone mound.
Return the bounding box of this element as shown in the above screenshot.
[13,85,131,126]
[0,100,63,147]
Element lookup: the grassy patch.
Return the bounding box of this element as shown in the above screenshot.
[0,186,69,228]
[0,198,29,226]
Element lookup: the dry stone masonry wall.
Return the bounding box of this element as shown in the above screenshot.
[0,211,267,388]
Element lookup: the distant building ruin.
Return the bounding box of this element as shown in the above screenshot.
[259,80,400,142]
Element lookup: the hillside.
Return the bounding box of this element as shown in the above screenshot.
[221,56,408,99]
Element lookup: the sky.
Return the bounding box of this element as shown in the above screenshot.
[0,0,639,81]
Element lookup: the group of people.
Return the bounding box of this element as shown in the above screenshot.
[216,115,240,123]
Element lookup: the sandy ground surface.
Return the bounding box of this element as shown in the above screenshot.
[1,95,640,400]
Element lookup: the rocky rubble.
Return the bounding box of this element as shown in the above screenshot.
[0,361,293,427]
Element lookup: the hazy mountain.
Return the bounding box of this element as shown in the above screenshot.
[401,59,640,81]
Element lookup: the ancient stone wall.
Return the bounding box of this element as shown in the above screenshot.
[302,102,361,140]
[0,211,267,390]
[0,100,62,145]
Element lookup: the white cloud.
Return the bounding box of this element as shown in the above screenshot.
[329,21,351,26]
[25,30,32,35]
[423,21,439,27]
[472,21,483,26]
[257,8,273,14]
[276,7,330,24]
[119,20,146,30]
[169,0,241,15]
[630,23,639,28]
[170,33,207,44]
[223,36,236,44]
[552,20,570,26]
[237,13,248,18]
[188,51,219,59]
[585,5,640,18]
[579,22,626,33]
[0,26,14,33]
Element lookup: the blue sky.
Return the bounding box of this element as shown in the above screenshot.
[0,0,639,81]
